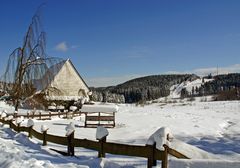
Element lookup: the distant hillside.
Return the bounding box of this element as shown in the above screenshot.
[91,74,198,103]
[175,73,240,100]
[199,73,240,100]
[91,73,240,103]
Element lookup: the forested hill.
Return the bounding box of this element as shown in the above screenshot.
[91,74,198,103]
[199,73,240,99]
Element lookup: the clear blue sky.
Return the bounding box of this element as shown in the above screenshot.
[0,0,240,86]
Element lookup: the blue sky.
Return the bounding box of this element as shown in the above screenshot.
[0,0,240,86]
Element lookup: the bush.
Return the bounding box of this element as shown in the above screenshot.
[216,88,240,101]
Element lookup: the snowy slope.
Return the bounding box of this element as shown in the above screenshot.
[169,78,213,98]
[1,99,240,167]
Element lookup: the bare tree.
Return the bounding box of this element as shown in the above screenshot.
[3,9,62,111]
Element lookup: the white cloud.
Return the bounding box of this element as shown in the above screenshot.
[71,45,80,49]
[193,64,240,76]
[86,64,240,87]
[55,42,68,52]
[165,64,240,77]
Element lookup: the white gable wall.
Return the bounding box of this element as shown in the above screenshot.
[47,60,89,99]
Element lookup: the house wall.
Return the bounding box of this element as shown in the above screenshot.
[47,60,89,98]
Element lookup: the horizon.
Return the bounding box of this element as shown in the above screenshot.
[0,0,240,87]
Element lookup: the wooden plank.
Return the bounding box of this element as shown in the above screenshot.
[46,134,68,145]
[31,129,43,140]
[167,147,189,159]
[74,138,100,151]
[154,148,165,160]
[19,126,28,132]
[85,124,114,128]
[86,116,114,121]
[103,142,149,158]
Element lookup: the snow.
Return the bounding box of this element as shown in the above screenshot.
[69,106,78,111]
[16,116,24,124]
[46,96,84,101]
[169,159,240,168]
[1,111,7,118]
[81,104,119,113]
[7,115,14,120]
[96,126,109,140]
[170,139,218,159]
[56,105,65,110]
[41,125,49,132]
[27,119,34,127]
[146,127,173,150]
[0,98,240,167]
[48,106,56,110]
[169,78,213,98]
[65,122,75,136]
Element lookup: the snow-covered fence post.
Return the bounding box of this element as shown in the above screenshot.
[41,125,49,146]
[16,116,24,133]
[146,127,173,168]
[66,122,75,156]
[8,115,14,129]
[32,111,35,119]
[14,110,18,118]
[162,144,169,168]
[1,110,7,120]
[27,119,34,138]
[146,142,157,168]
[96,126,109,158]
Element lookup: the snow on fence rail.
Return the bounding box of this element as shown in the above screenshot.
[0,117,188,168]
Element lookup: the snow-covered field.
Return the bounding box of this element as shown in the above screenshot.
[0,98,240,168]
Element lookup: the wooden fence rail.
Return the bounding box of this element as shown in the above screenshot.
[12,111,82,120]
[0,117,189,168]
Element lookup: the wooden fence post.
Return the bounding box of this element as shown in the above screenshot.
[98,112,100,126]
[67,131,75,156]
[162,145,169,168]
[113,112,115,127]
[84,113,87,128]
[28,126,33,138]
[9,120,13,129]
[42,130,47,146]
[14,111,18,118]
[27,112,29,119]
[39,112,41,120]
[98,136,107,158]
[147,142,156,168]
[17,123,21,133]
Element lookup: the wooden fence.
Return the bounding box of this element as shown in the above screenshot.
[11,111,114,128]
[0,117,189,168]
[84,112,115,128]
[12,111,82,120]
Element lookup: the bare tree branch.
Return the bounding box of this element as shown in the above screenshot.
[3,7,63,111]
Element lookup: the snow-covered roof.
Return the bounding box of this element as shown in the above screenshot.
[33,59,89,95]
[81,104,119,113]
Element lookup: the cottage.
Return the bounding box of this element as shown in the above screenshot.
[34,59,90,101]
